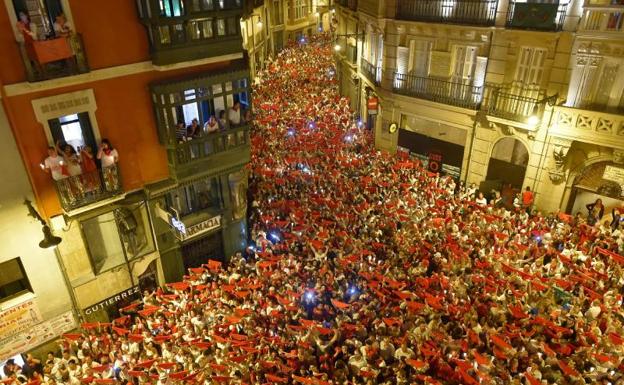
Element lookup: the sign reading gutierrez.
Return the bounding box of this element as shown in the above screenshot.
[175,215,222,241]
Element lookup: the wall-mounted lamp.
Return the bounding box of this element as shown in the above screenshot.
[528,93,558,127]
[24,199,61,248]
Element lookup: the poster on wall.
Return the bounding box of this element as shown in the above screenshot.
[397,129,464,180]
[0,299,43,339]
[0,311,76,361]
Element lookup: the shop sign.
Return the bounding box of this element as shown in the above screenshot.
[427,151,443,173]
[0,298,42,338]
[84,286,141,315]
[603,165,624,185]
[367,97,378,114]
[0,310,76,361]
[177,216,222,242]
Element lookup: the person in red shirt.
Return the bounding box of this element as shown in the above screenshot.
[522,186,534,214]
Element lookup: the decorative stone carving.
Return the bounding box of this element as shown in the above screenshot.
[614,149,624,164]
[548,169,566,184]
[548,142,571,184]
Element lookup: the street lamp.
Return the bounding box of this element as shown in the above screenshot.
[528,94,558,127]
[334,43,342,51]
[24,199,61,248]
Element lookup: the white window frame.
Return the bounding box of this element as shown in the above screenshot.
[31,89,102,146]
[514,46,547,86]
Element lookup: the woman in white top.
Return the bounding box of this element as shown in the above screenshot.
[97,139,119,168]
[97,139,120,191]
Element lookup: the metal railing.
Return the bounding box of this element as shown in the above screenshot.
[346,44,357,65]
[506,1,568,31]
[360,57,381,85]
[173,125,250,166]
[55,165,122,211]
[18,33,89,82]
[580,5,624,33]
[393,72,483,109]
[485,83,546,123]
[396,0,498,26]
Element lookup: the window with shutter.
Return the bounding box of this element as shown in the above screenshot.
[0,258,32,302]
[451,45,477,83]
[515,47,546,86]
[408,40,432,77]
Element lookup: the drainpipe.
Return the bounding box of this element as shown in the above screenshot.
[54,246,84,323]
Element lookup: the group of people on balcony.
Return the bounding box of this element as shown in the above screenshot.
[175,101,252,144]
[42,140,119,204]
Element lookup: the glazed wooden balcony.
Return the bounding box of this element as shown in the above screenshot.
[396,0,498,26]
[136,0,244,65]
[55,165,123,212]
[550,106,624,149]
[579,4,624,33]
[393,72,483,109]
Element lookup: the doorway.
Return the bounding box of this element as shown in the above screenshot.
[486,137,529,189]
[180,231,224,270]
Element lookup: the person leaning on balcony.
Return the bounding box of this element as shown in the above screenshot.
[53,13,72,37]
[186,118,201,139]
[98,139,119,191]
[56,140,82,177]
[228,101,242,127]
[204,115,219,134]
[43,146,66,180]
[97,139,119,168]
[175,120,187,142]
[16,11,37,60]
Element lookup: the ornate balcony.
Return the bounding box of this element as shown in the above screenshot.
[393,72,483,109]
[550,106,624,149]
[506,1,568,31]
[484,82,546,124]
[360,57,381,85]
[579,4,624,33]
[136,0,244,65]
[396,0,498,26]
[18,34,89,82]
[55,165,123,212]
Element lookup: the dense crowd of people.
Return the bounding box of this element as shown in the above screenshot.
[4,34,624,385]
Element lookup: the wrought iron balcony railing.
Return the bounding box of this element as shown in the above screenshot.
[18,33,89,82]
[485,83,546,123]
[396,0,498,26]
[506,1,568,31]
[393,72,483,109]
[361,57,381,85]
[55,165,122,212]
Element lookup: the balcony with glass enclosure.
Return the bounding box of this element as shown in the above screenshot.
[150,64,252,180]
[136,0,244,65]
[395,0,498,26]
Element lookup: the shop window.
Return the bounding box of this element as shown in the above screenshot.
[165,176,222,218]
[82,204,155,274]
[0,258,32,302]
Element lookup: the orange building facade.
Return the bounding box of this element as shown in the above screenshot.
[0,0,253,325]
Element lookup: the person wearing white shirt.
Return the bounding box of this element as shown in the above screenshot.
[228,101,242,127]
